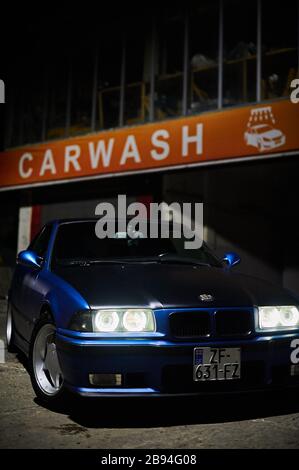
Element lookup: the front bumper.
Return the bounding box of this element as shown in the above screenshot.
[56,330,299,397]
[262,135,286,149]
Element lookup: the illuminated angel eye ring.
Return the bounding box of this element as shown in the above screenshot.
[94,310,120,332]
[123,310,147,332]
[279,307,299,327]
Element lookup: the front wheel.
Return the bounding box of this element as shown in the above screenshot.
[257,139,265,152]
[29,316,67,405]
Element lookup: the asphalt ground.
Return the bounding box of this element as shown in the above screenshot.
[0,300,299,449]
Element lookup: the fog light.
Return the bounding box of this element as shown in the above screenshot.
[89,373,122,387]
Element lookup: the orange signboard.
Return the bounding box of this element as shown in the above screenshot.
[0,99,298,189]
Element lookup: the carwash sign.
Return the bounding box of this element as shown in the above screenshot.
[0,98,298,190]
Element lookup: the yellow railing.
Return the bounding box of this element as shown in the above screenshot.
[46,47,297,138]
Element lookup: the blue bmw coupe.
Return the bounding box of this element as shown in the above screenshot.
[6,218,299,404]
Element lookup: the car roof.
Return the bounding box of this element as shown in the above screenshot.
[49,217,167,226]
[251,124,272,129]
[52,218,101,224]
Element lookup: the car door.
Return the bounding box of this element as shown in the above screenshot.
[12,224,53,342]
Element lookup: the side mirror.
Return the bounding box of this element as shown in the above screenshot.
[17,250,43,269]
[222,251,241,268]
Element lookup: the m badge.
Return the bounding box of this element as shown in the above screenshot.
[199,294,214,302]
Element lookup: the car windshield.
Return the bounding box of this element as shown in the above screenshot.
[51,221,222,268]
[255,125,273,133]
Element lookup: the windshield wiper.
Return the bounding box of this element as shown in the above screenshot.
[56,255,211,267]
[157,253,211,267]
[56,259,132,266]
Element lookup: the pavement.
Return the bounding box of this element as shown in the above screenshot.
[0,300,299,449]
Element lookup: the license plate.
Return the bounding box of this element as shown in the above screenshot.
[193,347,241,381]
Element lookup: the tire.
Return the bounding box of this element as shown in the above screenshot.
[257,139,264,152]
[6,303,17,353]
[29,313,67,406]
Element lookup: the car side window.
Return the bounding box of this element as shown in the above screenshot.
[29,225,52,258]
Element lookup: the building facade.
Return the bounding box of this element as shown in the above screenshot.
[0,0,299,296]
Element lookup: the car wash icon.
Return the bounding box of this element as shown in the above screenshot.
[244,106,286,152]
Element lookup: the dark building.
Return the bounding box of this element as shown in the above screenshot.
[0,0,299,296]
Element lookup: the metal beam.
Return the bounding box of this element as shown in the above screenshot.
[149,17,156,122]
[65,60,72,137]
[256,0,262,102]
[182,9,189,116]
[218,0,223,109]
[91,45,99,132]
[119,31,126,127]
[41,69,48,141]
[4,85,13,149]
[298,0,299,77]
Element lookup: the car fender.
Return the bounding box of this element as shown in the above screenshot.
[37,270,90,330]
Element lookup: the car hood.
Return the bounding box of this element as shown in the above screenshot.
[53,263,299,309]
[262,129,282,138]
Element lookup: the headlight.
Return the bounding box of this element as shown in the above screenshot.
[279,307,299,327]
[69,308,155,333]
[123,309,147,331]
[258,306,299,330]
[94,310,120,332]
